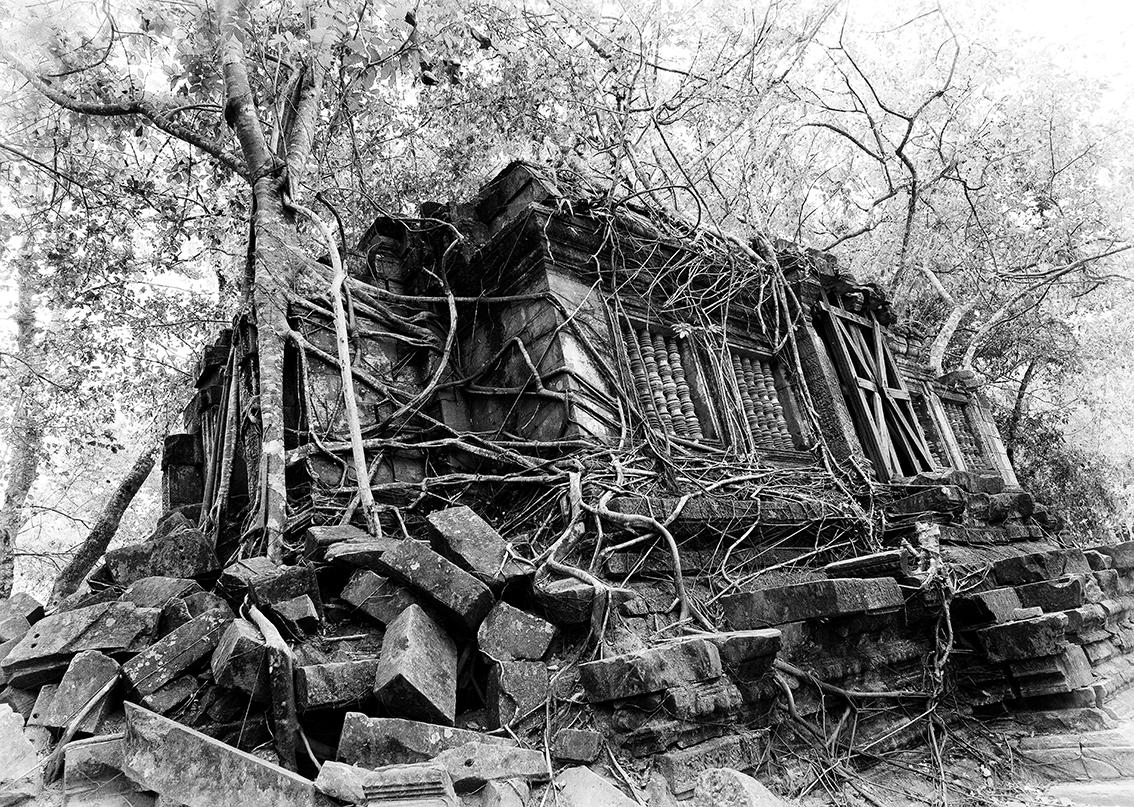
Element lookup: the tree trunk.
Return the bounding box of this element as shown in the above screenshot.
[1004,358,1041,464]
[0,260,43,598]
[48,443,159,605]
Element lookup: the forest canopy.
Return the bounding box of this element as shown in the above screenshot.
[0,0,1131,596]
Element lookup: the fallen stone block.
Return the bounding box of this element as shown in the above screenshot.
[426,505,514,586]
[374,604,458,725]
[104,524,220,586]
[64,733,153,807]
[953,587,1023,628]
[219,557,323,617]
[720,578,903,629]
[1,601,159,687]
[340,569,425,626]
[315,760,458,805]
[296,660,378,712]
[694,767,786,807]
[551,766,637,807]
[0,592,43,626]
[325,538,400,569]
[124,608,231,696]
[337,713,516,766]
[26,683,57,727]
[657,734,761,796]
[0,703,38,803]
[974,613,1069,663]
[1016,576,1099,612]
[1086,550,1113,571]
[0,686,35,719]
[38,649,120,732]
[122,703,332,807]
[120,577,204,609]
[183,591,233,618]
[552,728,603,763]
[478,779,530,807]
[991,548,1090,586]
[823,549,917,580]
[487,660,548,727]
[580,638,721,702]
[0,616,29,643]
[272,595,320,637]
[532,572,593,625]
[709,630,781,679]
[142,674,198,715]
[376,540,494,632]
[433,741,548,790]
[210,619,269,700]
[478,601,555,661]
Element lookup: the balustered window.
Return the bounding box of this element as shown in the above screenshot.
[619,318,800,453]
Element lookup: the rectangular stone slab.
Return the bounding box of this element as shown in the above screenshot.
[374,604,457,725]
[340,569,425,627]
[578,638,721,702]
[122,703,333,807]
[124,608,231,696]
[210,619,268,700]
[119,577,204,609]
[296,660,379,712]
[477,602,555,662]
[337,714,516,767]
[1,602,159,687]
[375,540,493,633]
[720,577,904,629]
[104,525,220,586]
[0,593,44,625]
[426,506,511,586]
[39,649,120,731]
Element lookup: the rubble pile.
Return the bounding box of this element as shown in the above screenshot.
[3,472,1134,805]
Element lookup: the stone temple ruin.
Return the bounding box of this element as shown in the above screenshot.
[2,162,1134,805]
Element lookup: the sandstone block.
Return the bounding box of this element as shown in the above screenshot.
[579,638,721,702]
[315,761,457,806]
[427,505,512,586]
[657,734,761,796]
[552,767,637,807]
[376,540,494,632]
[1,601,158,687]
[1094,542,1134,571]
[340,569,425,626]
[124,608,231,696]
[974,613,1069,663]
[552,728,603,763]
[104,525,220,586]
[1016,576,1099,612]
[709,630,781,679]
[210,618,268,700]
[532,572,593,625]
[0,593,43,626]
[272,595,320,637]
[478,601,555,661]
[141,674,198,714]
[296,660,378,712]
[720,578,903,629]
[433,741,549,790]
[953,587,1023,628]
[337,713,516,766]
[38,649,119,731]
[694,767,786,807]
[325,538,400,569]
[374,604,457,725]
[120,577,204,609]
[991,548,1090,586]
[219,557,322,617]
[487,660,548,728]
[122,703,331,807]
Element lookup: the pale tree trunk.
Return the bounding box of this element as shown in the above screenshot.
[48,443,158,605]
[218,0,329,562]
[0,260,43,598]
